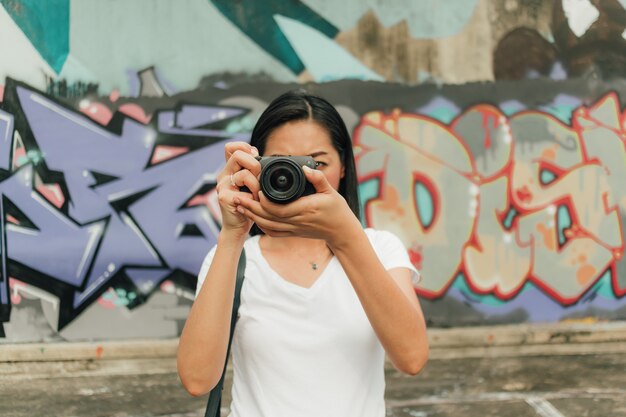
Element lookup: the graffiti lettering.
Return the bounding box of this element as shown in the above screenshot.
[0,79,249,330]
[355,93,626,305]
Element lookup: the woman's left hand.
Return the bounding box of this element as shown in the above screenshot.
[234,165,361,245]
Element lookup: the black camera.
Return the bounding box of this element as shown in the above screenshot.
[256,156,317,204]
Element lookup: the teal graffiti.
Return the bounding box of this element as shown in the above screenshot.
[539,169,557,185]
[102,288,138,307]
[358,178,380,226]
[414,181,434,229]
[557,205,572,246]
[539,105,578,124]
[275,14,383,82]
[454,273,534,306]
[16,149,45,166]
[1,0,70,73]
[590,269,616,299]
[225,114,259,134]
[210,0,338,75]
[502,207,518,230]
[424,107,458,124]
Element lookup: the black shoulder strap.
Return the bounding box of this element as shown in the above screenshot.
[205,249,246,417]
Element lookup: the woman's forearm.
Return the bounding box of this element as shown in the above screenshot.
[328,220,428,375]
[177,230,246,396]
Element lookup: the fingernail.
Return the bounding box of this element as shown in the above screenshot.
[233,197,240,204]
[302,165,312,172]
[251,146,259,156]
[236,206,244,214]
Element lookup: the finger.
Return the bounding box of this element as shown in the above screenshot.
[303,165,332,193]
[231,170,261,200]
[257,191,305,219]
[236,205,295,234]
[222,150,262,178]
[224,142,257,161]
[218,190,255,217]
[216,176,254,200]
[237,194,290,223]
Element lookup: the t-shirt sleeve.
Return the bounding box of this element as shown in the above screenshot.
[195,244,218,299]
[371,229,421,287]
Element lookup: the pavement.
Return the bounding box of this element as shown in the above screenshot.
[2,322,626,417]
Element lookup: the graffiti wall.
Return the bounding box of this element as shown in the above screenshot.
[1,77,625,341]
[1,0,625,341]
[4,0,624,94]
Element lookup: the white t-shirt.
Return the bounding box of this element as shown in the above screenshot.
[195,228,420,417]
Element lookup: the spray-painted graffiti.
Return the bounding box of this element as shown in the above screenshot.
[14,0,626,95]
[355,93,626,307]
[1,74,626,339]
[0,0,69,73]
[0,75,253,334]
[1,0,624,104]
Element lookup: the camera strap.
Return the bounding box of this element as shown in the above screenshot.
[204,249,247,417]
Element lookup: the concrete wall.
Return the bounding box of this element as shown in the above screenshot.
[0,0,625,342]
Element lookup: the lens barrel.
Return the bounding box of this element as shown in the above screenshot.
[258,156,316,203]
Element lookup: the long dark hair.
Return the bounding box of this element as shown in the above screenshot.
[249,89,360,235]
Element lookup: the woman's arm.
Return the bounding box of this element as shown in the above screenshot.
[329,219,429,375]
[177,231,245,396]
[177,142,261,396]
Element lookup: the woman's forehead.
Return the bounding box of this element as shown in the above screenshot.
[264,121,334,154]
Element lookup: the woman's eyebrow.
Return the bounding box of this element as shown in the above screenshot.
[267,152,328,157]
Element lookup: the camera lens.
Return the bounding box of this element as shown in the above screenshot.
[269,168,292,192]
[260,158,306,203]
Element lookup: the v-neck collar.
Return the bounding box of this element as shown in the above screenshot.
[251,235,336,298]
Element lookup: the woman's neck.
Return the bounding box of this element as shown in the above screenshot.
[259,234,330,253]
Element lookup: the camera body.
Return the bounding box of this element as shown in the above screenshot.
[256,155,317,204]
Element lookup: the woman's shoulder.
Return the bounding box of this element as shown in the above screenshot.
[200,234,260,264]
[363,227,408,252]
[363,227,402,243]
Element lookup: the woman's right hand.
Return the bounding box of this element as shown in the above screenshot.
[216,142,261,238]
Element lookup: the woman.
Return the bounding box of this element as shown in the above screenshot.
[177,90,428,417]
